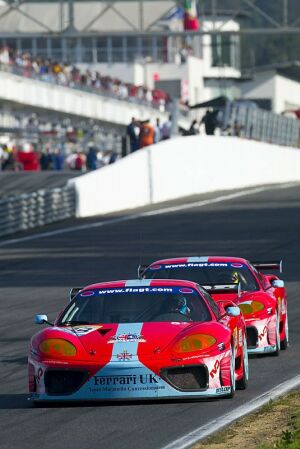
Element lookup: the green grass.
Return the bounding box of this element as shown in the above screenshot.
[258,403,300,449]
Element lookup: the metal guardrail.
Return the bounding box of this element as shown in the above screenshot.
[0,185,76,238]
[229,104,300,147]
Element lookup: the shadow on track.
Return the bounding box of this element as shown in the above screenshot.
[0,394,30,409]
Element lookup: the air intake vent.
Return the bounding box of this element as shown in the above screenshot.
[45,369,88,395]
[161,365,208,391]
[246,326,258,348]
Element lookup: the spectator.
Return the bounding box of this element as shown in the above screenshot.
[109,152,118,164]
[188,119,199,135]
[161,115,172,140]
[154,118,162,143]
[139,119,155,148]
[86,145,98,170]
[200,109,217,136]
[53,148,64,170]
[40,148,53,170]
[127,117,140,152]
[74,151,86,171]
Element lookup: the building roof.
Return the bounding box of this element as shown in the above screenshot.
[249,61,300,83]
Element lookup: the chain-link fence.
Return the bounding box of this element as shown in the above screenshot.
[0,185,76,238]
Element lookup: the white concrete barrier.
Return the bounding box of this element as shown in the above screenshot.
[69,136,300,217]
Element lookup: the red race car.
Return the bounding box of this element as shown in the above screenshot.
[29,278,248,402]
[139,257,288,356]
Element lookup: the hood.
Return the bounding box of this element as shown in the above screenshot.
[75,322,196,359]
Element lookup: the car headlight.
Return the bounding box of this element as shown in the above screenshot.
[239,301,264,316]
[39,339,77,357]
[173,334,216,353]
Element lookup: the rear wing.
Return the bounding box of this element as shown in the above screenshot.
[69,287,83,301]
[252,260,282,273]
[138,264,150,279]
[202,284,240,295]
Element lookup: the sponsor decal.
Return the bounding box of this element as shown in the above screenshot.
[258,325,268,341]
[179,288,194,294]
[210,359,220,379]
[98,287,174,295]
[164,263,229,269]
[231,263,244,268]
[150,265,161,270]
[80,290,95,297]
[93,373,159,386]
[108,333,146,344]
[216,386,231,394]
[117,350,133,361]
[36,367,43,384]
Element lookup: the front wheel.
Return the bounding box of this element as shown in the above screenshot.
[280,308,289,350]
[271,311,281,357]
[227,346,236,398]
[236,335,249,390]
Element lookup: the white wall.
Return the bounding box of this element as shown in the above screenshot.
[70,135,300,217]
[274,75,300,114]
[0,70,169,126]
[240,71,300,114]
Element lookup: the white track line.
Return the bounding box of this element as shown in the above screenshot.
[0,183,295,248]
[161,375,300,449]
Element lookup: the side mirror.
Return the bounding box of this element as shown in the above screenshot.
[226,306,241,317]
[35,314,48,324]
[272,279,285,288]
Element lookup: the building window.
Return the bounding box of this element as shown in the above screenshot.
[211,35,232,67]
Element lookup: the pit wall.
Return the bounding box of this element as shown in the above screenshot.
[69,136,300,217]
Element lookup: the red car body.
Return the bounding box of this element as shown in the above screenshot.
[141,257,288,355]
[28,278,248,402]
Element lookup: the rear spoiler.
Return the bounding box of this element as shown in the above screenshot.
[138,264,149,279]
[252,260,282,273]
[69,287,83,301]
[202,284,240,295]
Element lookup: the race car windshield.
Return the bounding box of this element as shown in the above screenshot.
[59,286,212,324]
[144,262,259,292]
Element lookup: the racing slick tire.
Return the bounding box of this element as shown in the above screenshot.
[236,336,249,390]
[280,309,289,350]
[271,311,281,357]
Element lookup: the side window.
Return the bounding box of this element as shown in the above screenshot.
[249,264,266,289]
[199,286,221,319]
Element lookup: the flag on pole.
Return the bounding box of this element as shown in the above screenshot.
[183,0,199,30]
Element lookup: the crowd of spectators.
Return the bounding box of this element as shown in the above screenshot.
[0,140,118,172]
[126,116,172,152]
[0,45,170,110]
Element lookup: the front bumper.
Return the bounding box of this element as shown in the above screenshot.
[29,353,232,401]
[245,315,277,354]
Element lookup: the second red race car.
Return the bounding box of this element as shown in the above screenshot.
[29,278,248,402]
[139,256,288,356]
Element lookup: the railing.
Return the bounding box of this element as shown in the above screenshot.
[0,186,76,237]
[229,104,300,147]
[0,63,169,112]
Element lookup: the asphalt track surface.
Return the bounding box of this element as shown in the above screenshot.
[1,183,300,449]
